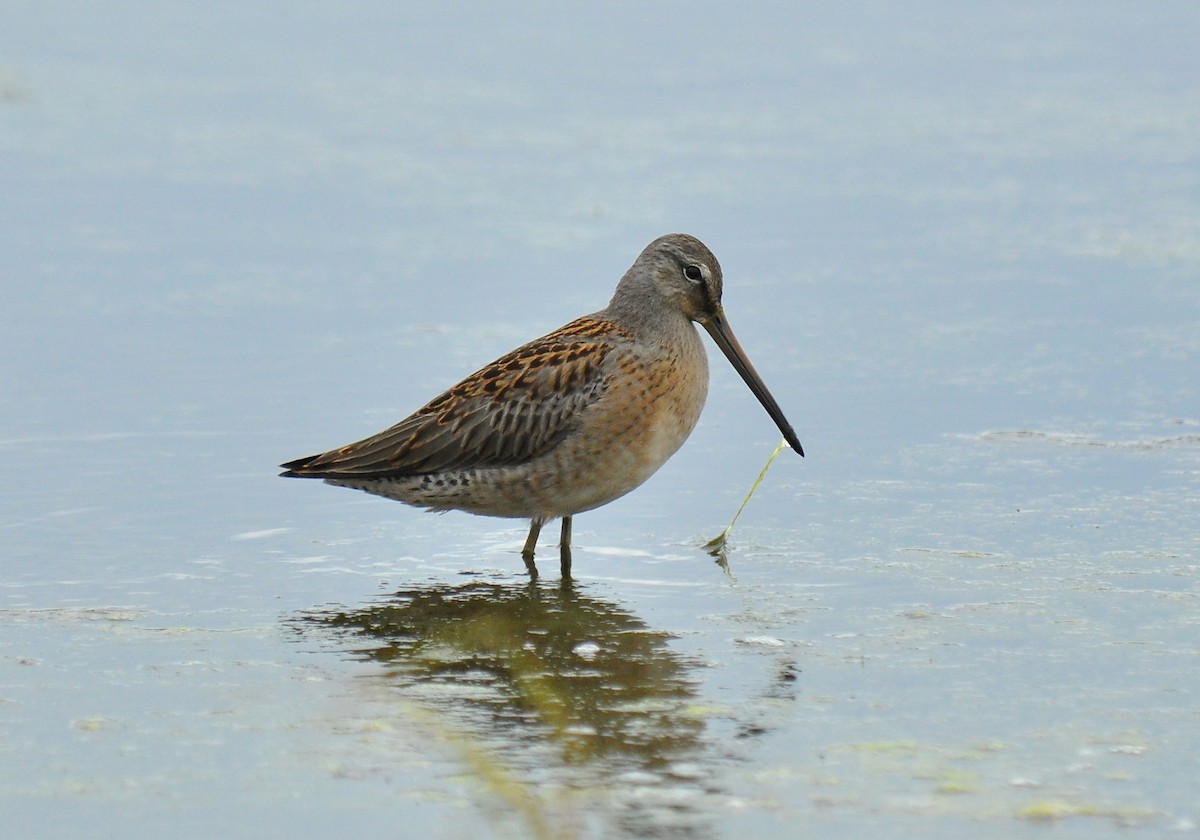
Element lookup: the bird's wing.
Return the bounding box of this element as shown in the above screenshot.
[280,316,630,478]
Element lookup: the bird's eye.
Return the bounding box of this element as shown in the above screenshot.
[683,264,703,283]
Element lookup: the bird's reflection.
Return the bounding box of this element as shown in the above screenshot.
[292,578,724,836]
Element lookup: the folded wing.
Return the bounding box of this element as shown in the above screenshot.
[280,317,625,478]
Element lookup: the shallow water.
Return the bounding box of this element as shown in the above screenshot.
[3,3,1199,838]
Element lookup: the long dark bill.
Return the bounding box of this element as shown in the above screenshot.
[702,309,804,456]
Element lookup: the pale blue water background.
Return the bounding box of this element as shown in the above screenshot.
[2,3,1198,838]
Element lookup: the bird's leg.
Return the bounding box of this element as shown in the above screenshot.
[522,518,543,578]
[559,515,573,579]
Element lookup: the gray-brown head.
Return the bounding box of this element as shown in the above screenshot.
[610,233,804,456]
[608,233,725,326]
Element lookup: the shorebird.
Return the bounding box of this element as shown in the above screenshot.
[281,234,803,577]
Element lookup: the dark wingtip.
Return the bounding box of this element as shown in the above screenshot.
[279,454,322,478]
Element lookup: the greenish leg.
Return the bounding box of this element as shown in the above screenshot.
[559,516,573,579]
[522,518,542,578]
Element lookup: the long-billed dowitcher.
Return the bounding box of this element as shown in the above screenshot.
[281,234,803,577]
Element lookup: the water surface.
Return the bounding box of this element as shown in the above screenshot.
[2,3,1198,838]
